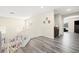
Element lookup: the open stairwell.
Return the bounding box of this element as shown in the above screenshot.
[8,30,30,53]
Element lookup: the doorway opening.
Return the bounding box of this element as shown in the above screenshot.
[64,18,68,32]
[74,20,79,33]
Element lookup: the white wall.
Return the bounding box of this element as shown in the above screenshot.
[0,10,54,42]
[25,10,54,39]
[54,15,59,26]
[68,18,74,32]
[54,14,64,36]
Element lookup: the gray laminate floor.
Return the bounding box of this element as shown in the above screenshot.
[15,32,79,53]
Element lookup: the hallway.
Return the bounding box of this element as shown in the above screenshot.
[15,32,79,53]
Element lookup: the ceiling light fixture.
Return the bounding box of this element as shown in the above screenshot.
[10,11,15,14]
[66,9,72,11]
[41,6,44,8]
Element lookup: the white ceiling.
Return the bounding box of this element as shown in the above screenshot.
[0,6,79,19]
[54,6,79,16]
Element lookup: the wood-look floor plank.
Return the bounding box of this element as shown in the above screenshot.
[15,32,79,53]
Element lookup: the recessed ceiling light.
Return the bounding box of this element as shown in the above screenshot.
[66,9,72,11]
[41,6,44,8]
[10,11,15,14]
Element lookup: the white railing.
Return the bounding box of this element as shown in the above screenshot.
[8,30,30,53]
